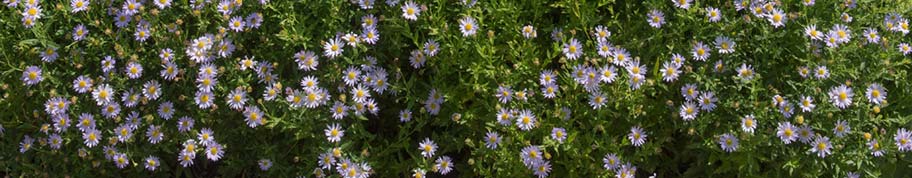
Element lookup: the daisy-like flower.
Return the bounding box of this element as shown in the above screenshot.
[73,24,88,41]
[704,7,722,22]
[734,63,754,81]
[48,133,63,149]
[805,25,823,40]
[101,56,117,73]
[351,85,371,103]
[864,28,880,44]
[814,65,829,79]
[495,86,513,103]
[22,5,42,19]
[672,0,691,9]
[146,125,164,144]
[539,70,556,85]
[797,66,811,78]
[101,103,121,119]
[459,16,478,37]
[228,16,245,32]
[825,32,840,48]
[680,101,699,121]
[777,122,798,144]
[802,0,815,6]
[520,145,543,167]
[342,67,360,86]
[122,0,141,15]
[198,128,215,146]
[122,89,140,108]
[115,124,134,143]
[719,133,739,152]
[660,62,681,82]
[328,101,348,120]
[325,123,344,143]
[40,47,59,62]
[551,127,568,143]
[521,25,536,39]
[900,43,912,56]
[418,138,437,158]
[323,38,344,59]
[160,61,179,81]
[422,39,440,57]
[362,26,380,45]
[714,36,735,54]
[72,75,93,93]
[114,153,130,168]
[563,38,583,60]
[779,102,795,118]
[647,9,665,28]
[144,156,161,171]
[629,126,647,147]
[589,92,607,109]
[401,1,420,21]
[691,42,710,61]
[832,24,852,43]
[244,106,266,128]
[206,143,224,161]
[599,65,617,84]
[833,120,851,137]
[897,128,912,152]
[178,116,194,132]
[195,91,214,109]
[629,73,645,90]
[19,135,34,153]
[540,83,558,99]
[496,108,513,126]
[179,151,195,167]
[533,160,552,178]
[698,92,718,111]
[226,88,247,110]
[866,83,887,105]
[741,115,757,133]
[869,139,884,157]
[612,48,631,65]
[434,156,454,175]
[810,136,832,158]
[134,25,151,42]
[603,153,620,170]
[294,51,318,71]
[71,0,89,12]
[22,66,43,86]
[342,33,360,47]
[83,129,101,147]
[596,41,614,58]
[829,84,854,109]
[593,25,611,42]
[767,8,786,28]
[409,50,426,68]
[800,95,815,112]
[484,131,501,149]
[681,84,699,101]
[125,61,143,79]
[92,84,115,105]
[516,109,537,131]
[77,113,95,132]
[143,80,162,100]
[154,0,171,9]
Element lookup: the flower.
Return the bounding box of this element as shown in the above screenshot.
[810,136,832,158]
[741,115,757,133]
[551,127,568,143]
[533,160,552,178]
[829,84,854,109]
[145,156,161,171]
[647,9,664,28]
[484,131,501,149]
[833,120,851,138]
[866,83,887,105]
[194,91,214,109]
[458,16,478,36]
[522,25,536,38]
[125,61,143,79]
[206,143,225,161]
[672,0,691,9]
[294,51,319,71]
[593,25,611,42]
[114,153,130,168]
[401,1,420,21]
[681,84,699,101]
[520,145,543,167]
[799,95,815,112]
[179,151,195,167]
[768,8,786,28]
[434,156,453,175]
[178,116,194,132]
[72,24,88,41]
[629,126,647,147]
[714,36,735,54]
[245,106,266,128]
[22,66,43,86]
[92,84,115,105]
[814,65,829,79]
[901,43,912,55]
[777,122,798,144]
[864,28,880,44]
[226,88,247,110]
[805,25,823,40]
[706,7,722,22]
[692,42,710,61]
[325,123,344,143]
[229,16,245,32]
[143,80,162,100]
[418,138,437,158]
[154,0,172,9]
[612,48,630,65]
[660,61,681,82]
[832,24,852,43]
[563,38,583,60]
[698,91,717,111]
[603,153,620,170]
[719,133,739,152]
[895,128,912,152]
[516,109,537,131]
[869,139,884,157]
[71,0,89,12]
[679,101,699,121]
[324,38,344,59]
[736,63,754,81]
[198,128,215,146]
[146,125,164,144]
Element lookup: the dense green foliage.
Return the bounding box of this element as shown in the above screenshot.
[1,0,912,177]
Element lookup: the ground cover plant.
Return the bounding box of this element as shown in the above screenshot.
[1,0,912,177]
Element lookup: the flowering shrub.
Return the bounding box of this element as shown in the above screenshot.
[2,0,912,177]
